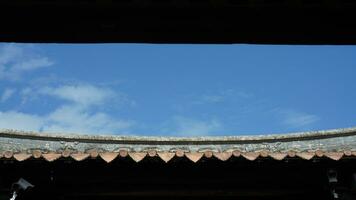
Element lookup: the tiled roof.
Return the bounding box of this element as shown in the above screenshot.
[1,127,356,163]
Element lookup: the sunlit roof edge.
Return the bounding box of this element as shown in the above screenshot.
[1,127,356,143]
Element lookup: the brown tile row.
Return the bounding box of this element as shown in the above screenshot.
[1,149,356,163]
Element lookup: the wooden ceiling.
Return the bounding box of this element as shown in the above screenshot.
[0,0,356,44]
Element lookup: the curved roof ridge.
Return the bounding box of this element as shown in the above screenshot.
[2,127,356,162]
[1,127,356,144]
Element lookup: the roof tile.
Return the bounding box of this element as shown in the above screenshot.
[296,152,315,160]
[269,153,287,161]
[71,153,90,161]
[185,152,204,163]
[129,152,147,162]
[13,153,32,161]
[42,153,61,162]
[1,127,356,163]
[213,152,232,161]
[100,152,119,163]
[157,152,175,163]
[242,152,260,161]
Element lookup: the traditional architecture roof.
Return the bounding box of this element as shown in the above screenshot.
[1,127,356,163]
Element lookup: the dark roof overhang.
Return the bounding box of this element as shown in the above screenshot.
[1,0,356,44]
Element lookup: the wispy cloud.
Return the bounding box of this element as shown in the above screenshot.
[39,84,117,107]
[0,44,53,81]
[43,104,134,134]
[276,109,320,129]
[11,57,52,72]
[38,84,134,134]
[0,44,23,64]
[0,44,134,134]
[0,107,134,134]
[194,89,253,104]
[200,94,225,103]
[1,88,15,102]
[0,83,135,134]
[162,116,222,136]
[0,111,44,131]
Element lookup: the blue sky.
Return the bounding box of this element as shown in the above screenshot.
[0,43,355,136]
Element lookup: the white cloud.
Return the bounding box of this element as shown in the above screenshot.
[278,109,319,128]
[194,89,253,104]
[201,95,225,103]
[43,104,134,134]
[20,87,34,104]
[0,44,53,81]
[39,84,116,107]
[165,116,222,136]
[0,44,134,135]
[0,111,44,131]
[0,105,134,134]
[11,57,53,72]
[37,83,135,134]
[0,44,23,64]
[0,81,135,134]
[45,84,133,134]
[1,88,15,102]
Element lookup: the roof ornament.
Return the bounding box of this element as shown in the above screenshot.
[327,169,339,199]
[9,178,34,200]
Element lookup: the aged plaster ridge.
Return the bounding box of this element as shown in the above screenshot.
[1,127,356,163]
